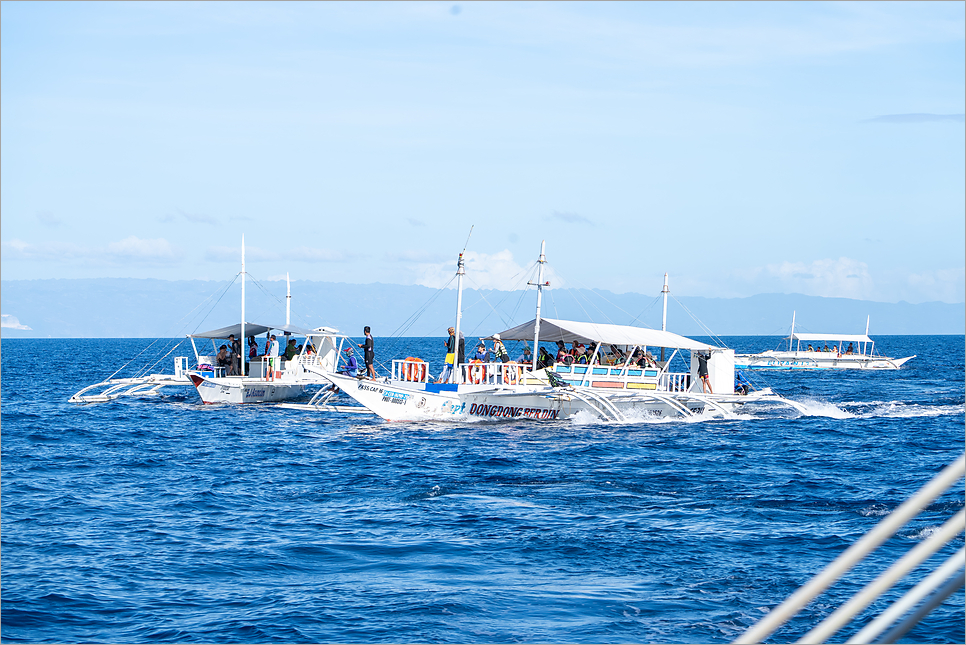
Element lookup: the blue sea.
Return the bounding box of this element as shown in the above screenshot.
[2,335,964,643]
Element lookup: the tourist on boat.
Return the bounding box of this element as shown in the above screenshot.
[473,342,491,362]
[216,345,231,373]
[807,344,814,351]
[516,346,532,364]
[358,326,375,379]
[284,338,298,360]
[247,336,258,359]
[574,343,588,364]
[846,343,854,354]
[338,347,359,377]
[609,345,626,365]
[227,334,242,375]
[265,334,280,377]
[734,370,751,395]
[555,341,571,365]
[823,344,830,352]
[491,334,509,363]
[537,347,553,369]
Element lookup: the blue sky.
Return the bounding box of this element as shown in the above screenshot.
[2,1,963,304]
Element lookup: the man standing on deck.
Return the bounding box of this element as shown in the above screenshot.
[438,327,456,383]
[267,334,280,380]
[697,352,712,393]
[358,326,375,379]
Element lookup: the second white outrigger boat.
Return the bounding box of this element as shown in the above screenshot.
[735,312,915,370]
[70,237,342,405]
[324,242,808,422]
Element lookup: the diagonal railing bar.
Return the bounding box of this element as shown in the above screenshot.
[733,452,965,644]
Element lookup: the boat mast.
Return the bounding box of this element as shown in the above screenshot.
[241,236,246,377]
[529,240,548,371]
[452,251,466,384]
[286,272,291,326]
[790,310,796,351]
[661,272,669,362]
[451,227,473,384]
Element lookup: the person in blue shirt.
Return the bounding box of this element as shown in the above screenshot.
[734,369,751,395]
[473,342,491,362]
[339,347,360,377]
[517,346,532,364]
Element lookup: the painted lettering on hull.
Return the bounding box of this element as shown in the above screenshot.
[468,403,560,420]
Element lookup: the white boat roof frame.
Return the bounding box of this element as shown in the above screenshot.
[791,333,872,344]
[188,323,338,340]
[494,317,715,352]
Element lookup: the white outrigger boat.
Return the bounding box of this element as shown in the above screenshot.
[735,313,915,370]
[71,237,349,406]
[325,242,807,422]
[185,322,341,404]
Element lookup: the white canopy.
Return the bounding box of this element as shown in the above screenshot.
[189,322,323,340]
[791,333,872,344]
[494,318,714,351]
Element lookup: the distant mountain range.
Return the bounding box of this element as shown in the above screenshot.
[1,278,963,338]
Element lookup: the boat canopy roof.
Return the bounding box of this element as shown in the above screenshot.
[791,333,872,343]
[494,318,714,351]
[189,322,334,340]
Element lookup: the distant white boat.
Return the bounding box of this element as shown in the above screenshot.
[734,313,915,370]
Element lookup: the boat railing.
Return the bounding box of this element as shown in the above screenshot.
[392,358,431,383]
[659,372,690,392]
[174,356,188,379]
[458,361,527,386]
[733,452,965,644]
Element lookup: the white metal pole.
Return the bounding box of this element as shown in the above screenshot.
[790,310,796,351]
[661,273,669,362]
[452,252,465,384]
[531,241,547,371]
[286,272,291,326]
[241,236,246,377]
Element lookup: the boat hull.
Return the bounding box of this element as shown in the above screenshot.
[324,374,750,422]
[734,353,915,370]
[189,374,309,404]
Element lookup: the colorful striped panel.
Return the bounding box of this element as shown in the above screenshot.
[644,369,658,377]
[592,368,608,375]
[573,367,587,374]
[626,382,657,390]
[556,366,572,373]
[591,381,624,388]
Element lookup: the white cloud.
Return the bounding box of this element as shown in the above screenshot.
[1,314,32,330]
[36,211,63,228]
[1,237,180,265]
[206,244,353,263]
[904,268,966,303]
[179,209,220,225]
[106,236,178,261]
[762,257,875,299]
